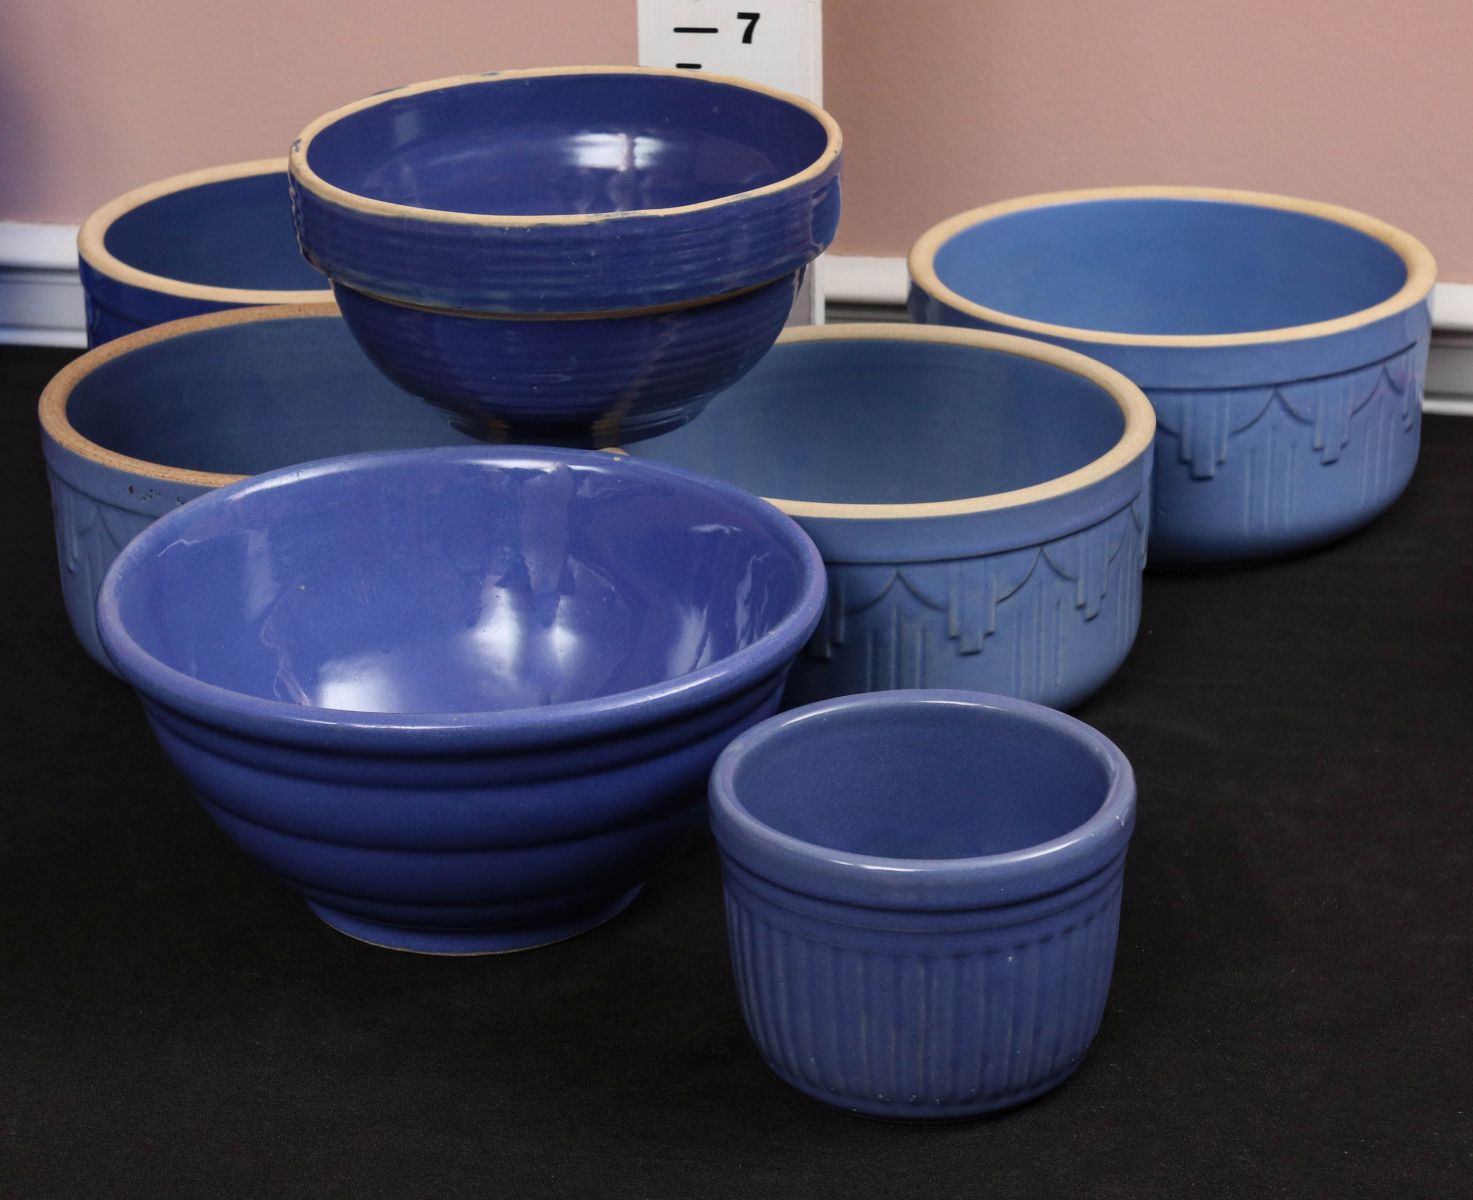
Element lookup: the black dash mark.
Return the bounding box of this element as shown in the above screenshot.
[675,62,703,69]
[674,27,719,34]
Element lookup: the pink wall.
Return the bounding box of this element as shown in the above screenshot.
[3,1,1469,277]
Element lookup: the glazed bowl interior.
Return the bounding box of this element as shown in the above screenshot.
[107,452,814,715]
[101,171,325,291]
[628,336,1126,504]
[305,73,833,216]
[61,313,475,477]
[731,700,1112,859]
[932,198,1411,335]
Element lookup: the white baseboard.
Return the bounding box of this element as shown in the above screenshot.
[2,221,1471,412]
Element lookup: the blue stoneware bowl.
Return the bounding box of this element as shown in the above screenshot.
[628,324,1156,710]
[909,187,1436,564]
[288,67,842,445]
[39,303,479,672]
[95,446,827,954]
[710,689,1137,1120]
[78,160,332,346]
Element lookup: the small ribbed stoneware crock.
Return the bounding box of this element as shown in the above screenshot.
[77,159,332,345]
[96,445,827,955]
[908,187,1436,564]
[628,324,1156,710]
[710,689,1136,1120]
[38,303,477,670]
[287,67,842,445]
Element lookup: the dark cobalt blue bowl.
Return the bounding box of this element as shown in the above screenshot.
[78,160,332,345]
[288,68,842,444]
[710,690,1136,1120]
[629,325,1156,710]
[909,188,1436,564]
[96,446,826,954]
[39,304,479,672]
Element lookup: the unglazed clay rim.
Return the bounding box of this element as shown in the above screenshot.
[97,445,828,744]
[617,323,1155,521]
[289,66,843,226]
[710,690,1136,897]
[908,185,1438,348]
[77,159,336,305]
[39,302,342,489]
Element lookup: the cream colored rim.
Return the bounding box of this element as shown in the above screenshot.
[908,185,1438,348]
[77,158,335,305]
[39,302,341,488]
[619,323,1156,521]
[289,66,843,226]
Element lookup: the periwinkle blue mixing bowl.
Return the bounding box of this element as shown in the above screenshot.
[288,67,842,445]
[710,689,1136,1120]
[909,187,1436,564]
[39,304,479,672]
[628,324,1156,710]
[78,160,332,346]
[95,446,827,954]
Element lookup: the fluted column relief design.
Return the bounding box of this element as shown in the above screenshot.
[797,493,1147,705]
[1149,340,1424,543]
[725,872,1124,1114]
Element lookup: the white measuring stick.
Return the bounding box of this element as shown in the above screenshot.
[636,2,826,324]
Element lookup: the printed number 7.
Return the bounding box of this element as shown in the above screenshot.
[738,12,760,44]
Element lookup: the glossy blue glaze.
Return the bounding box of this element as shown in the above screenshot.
[710,690,1136,1120]
[39,307,480,671]
[290,70,841,312]
[95,446,827,953]
[629,328,1154,709]
[79,164,330,346]
[287,69,841,443]
[909,191,1434,564]
[331,273,798,445]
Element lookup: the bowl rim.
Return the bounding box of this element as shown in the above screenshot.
[617,322,1155,520]
[288,66,843,227]
[39,302,344,489]
[908,185,1438,349]
[77,158,336,305]
[95,445,828,747]
[709,689,1136,908]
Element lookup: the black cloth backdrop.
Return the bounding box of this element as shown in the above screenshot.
[3,346,1470,1197]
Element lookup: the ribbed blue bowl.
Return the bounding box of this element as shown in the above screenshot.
[909,187,1435,564]
[628,324,1155,710]
[96,446,827,954]
[710,690,1136,1120]
[288,67,842,445]
[78,160,331,345]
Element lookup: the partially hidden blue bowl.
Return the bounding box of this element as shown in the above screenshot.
[908,187,1436,565]
[710,689,1136,1120]
[96,446,827,954]
[78,159,332,346]
[288,67,842,445]
[627,324,1156,710]
[39,303,479,672]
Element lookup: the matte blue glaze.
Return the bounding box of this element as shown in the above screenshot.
[710,690,1136,1120]
[629,329,1153,709]
[909,193,1433,563]
[331,272,799,445]
[39,308,480,671]
[79,167,329,346]
[288,69,841,443]
[95,446,827,954]
[290,71,841,312]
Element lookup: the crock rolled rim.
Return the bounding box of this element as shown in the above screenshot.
[288,66,843,228]
[38,302,343,490]
[77,158,336,305]
[908,185,1438,349]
